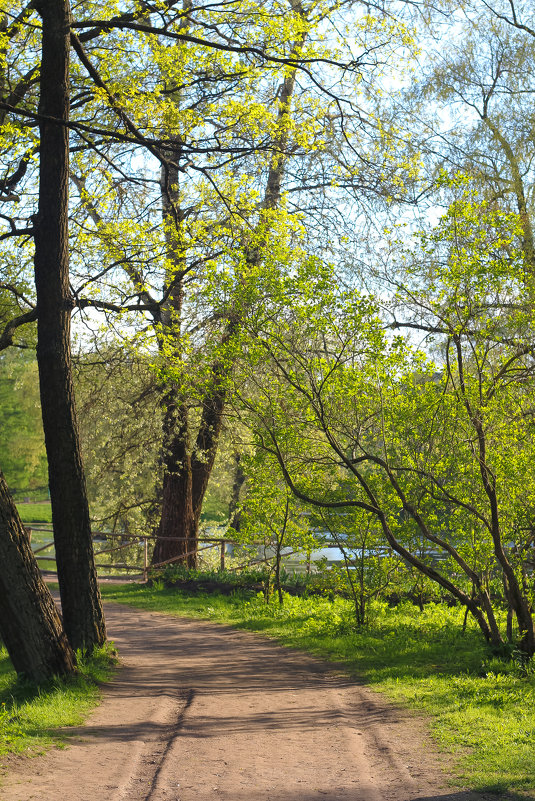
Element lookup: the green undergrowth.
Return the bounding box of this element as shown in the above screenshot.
[100,583,535,798]
[0,644,117,757]
[149,564,309,595]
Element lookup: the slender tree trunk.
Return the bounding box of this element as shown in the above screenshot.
[228,453,245,532]
[274,497,290,605]
[33,0,105,652]
[0,471,76,682]
[450,335,534,653]
[482,471,534,653]
[275,542,283,605]
[376,512,503,646]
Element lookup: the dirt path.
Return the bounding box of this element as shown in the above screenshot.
[1,604,496,801]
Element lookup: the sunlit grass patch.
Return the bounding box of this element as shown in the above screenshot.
[0,643,117,757]
[16,502,52,525]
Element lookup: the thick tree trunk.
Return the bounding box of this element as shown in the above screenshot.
[151,135,199,568]
[0,471,76,682]
[151,395,197,568]
[153,376,227,569]
[152,466,196,568]
[33,0,105,652]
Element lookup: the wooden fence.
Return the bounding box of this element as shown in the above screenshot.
[26,527,238,581]
[27,526,426,581]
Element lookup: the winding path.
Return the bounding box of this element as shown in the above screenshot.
[1,604,495,801]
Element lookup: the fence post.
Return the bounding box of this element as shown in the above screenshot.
[220,540,225,571]
[143,538,148,582]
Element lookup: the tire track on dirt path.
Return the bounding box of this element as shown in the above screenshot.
[0,603,499,801]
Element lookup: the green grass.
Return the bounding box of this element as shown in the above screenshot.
[16,501,53,525]
[0,644,117,757]
[100,583,535,798]
[200,495,228,523]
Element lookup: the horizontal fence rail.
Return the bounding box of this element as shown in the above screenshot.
[25,524,455,581]
[25,528,240,580]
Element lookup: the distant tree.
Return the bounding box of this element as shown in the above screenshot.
[61,0,418,569]
[74,348,162,538]
[313,506,403,626]
[233,449,315,604]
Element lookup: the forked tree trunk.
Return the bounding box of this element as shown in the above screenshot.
[33,0,106,651]
[152,32,304,567]
[151,135,199,569]
[0,471,76,682]
[152,355,230,569]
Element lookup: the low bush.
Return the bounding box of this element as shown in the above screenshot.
[149,564,310,596]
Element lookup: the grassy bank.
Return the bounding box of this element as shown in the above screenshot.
[100,583,535,798]
[16,501,52,525]
[0,646,116,758]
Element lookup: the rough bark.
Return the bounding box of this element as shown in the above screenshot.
[0,471,76,682]
[151,391,196,568]
[152,376,227,569]
[33,0,106,651]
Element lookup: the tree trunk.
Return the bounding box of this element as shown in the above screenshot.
[0,471,76,683]
[228,453,245,532]
[191,375,229,523]
[33,0,105,652]
[152,468,196,568]
[152,378,226,569]
[378,514,503,646]
[275,543,283,605]
[151,394,197,568]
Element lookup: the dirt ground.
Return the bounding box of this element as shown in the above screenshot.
[0,603,501,801]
